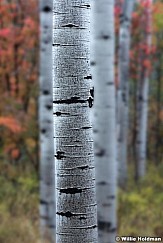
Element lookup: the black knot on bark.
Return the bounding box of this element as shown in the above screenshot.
[97,181,107,186]
[41,129,46,134]
[52,43,60,46]
[40,199,47,204]
[62,23,79,28]
[55,112,62,116]
[90,61,96,66]
[82,126,92,130]
[101,35,110,40]
[43,6,51,12]
[90,87,94,98]
[57,211,74,218]
[46,104,52,110]
[60,187,82,194]
[55,151,65,159]
[82,4,90,8]
[84,75,92,80]
[93,129,98,133]
[43,90,49,95]
[87,97,93,108]
[95,149,106,157]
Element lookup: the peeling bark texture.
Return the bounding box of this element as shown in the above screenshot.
[39,0,55,241]
[135,0,153,180]
[91,0,117,242]
[117,0,135,187]
[52,1,98,242]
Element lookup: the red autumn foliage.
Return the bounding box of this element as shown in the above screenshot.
[0,0,39,164]
[0,117,23,133]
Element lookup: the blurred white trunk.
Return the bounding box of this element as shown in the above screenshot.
[136,0,153,179]
[39,0,55,241]
[91,1,117,242]
[117,0,135,187]
[52,1,98,242]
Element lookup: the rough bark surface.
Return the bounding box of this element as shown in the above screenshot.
[117,0,135,187]
[39,0,55,241]
[52,1,98,242]
[135,0,153,179]
[91,0,117,242]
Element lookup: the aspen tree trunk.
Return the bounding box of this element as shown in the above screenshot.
[52,1,98,242]
[39,0,55,241]
[135,0,153,179]
[117,0,135,187]
[91,1,117,242]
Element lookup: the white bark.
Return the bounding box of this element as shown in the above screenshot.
[117,0,135,187]
[91,1,117,242]
[52,1,98,242]
[136,0,153,179]
[39,0,55,241]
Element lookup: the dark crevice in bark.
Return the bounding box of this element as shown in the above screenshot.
[84,75,92,80]
[73,4,90,9]
[57,211,73,218]
[57,211,86,218]
[52,43,60,46]
[53,44,78,47]
[82,126,92,129]
[95,149,106,157]
[90,88,94,97]
[43,6,51,12]
[60,187,83,194]
[87,97,93,108]
[53,97,86,104]
[54,112,61,116]
[54,112,70,116]
[81,4,90,8]
[55,151,65,159]
[77,165,89,170]
[87,225,97,229]
[61,23,79,28]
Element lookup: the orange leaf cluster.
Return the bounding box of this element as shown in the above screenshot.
[0,117,23,133]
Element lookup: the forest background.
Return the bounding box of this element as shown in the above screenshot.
[0,0,162,242]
